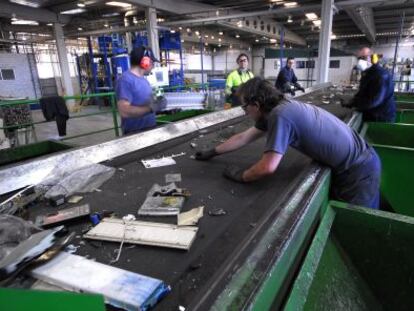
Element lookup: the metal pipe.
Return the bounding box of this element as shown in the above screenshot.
[162,4,322,27]
[392,11,405,79]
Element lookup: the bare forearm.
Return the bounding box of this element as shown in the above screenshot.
[215,128,262,154]
[243,151,283,182]
[117,100,152,118]
[243,160,274,182]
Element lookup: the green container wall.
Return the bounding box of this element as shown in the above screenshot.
[397,102,414,110]
[0,140,73,166]
[0,288,105,311]
[284,201,414,310]
[156,109,211,125]
[396,109,414,124]
[374,144,414,217]
[395,93,414,102]
[364,122,414,149]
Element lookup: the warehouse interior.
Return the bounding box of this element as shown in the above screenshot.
[1,0,414,310]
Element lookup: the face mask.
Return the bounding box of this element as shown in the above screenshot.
[357,59,371,71]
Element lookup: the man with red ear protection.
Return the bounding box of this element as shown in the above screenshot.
[115,46,166,135]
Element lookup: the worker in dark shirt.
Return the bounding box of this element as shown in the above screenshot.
[195,77,381,209]
[346,49,396,122]
[275,57,305,96]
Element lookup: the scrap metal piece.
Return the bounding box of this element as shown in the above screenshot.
[141,157,176,169]
[68,195,83,204]
[177,206,204,226]
[148,183,189,197]
[138,197,185,216]
[35,204,91,228]
[0,226,64,283]
[84,218,198,250]
[30,252,171,311]
[165,174,182,183]
[208,208,227,216]
[0,185,40,215]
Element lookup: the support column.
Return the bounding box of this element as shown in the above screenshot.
[317,0,334,83]
[53,23,75,108]
[145,7,160,63]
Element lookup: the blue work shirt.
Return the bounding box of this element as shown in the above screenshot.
[255,100,370,173]
[115,70,156,135]
[275,66,298,90]
[351,64,396,122]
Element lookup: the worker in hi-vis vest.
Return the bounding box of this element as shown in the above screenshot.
[225,53,254,106]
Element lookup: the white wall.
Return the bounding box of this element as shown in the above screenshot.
[0,53,41,99]
[212,49,252,73]
[264,56,357,85]
[372,42,414,61]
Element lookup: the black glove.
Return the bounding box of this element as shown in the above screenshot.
[223,165,245,183]
[294,83,305,92]
[150,96,167,113]
[195,148,217,161]
[290,90,296,96]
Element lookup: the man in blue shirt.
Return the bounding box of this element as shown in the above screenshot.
[116,46,166,135]
[275,57,305,96]
[346,49,396,122]
[195,77,381,209]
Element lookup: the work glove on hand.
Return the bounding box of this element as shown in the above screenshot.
[195,148,217,161]
[223,164,245,183]
[150,96,167,113]
[294,83,305,92]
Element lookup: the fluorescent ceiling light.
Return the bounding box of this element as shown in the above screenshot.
[77,2,86,7]
[9,0,39,8]
[106,1,131,7]
[102,12,120,17]
[255,39,259,42]
[284,2,298,7]
[61,8,86,14]
[47,23,53,26]
[11,19,39,25]
[331,33,337,39]
[305,13,318,20]
[235,34,240,38]
[287,16,293,23]
[270,38,277,43]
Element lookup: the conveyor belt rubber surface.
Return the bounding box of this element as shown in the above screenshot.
[21,96,353,310]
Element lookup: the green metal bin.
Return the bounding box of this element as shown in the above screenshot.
[284,201,414,311]
[363,122,414,149]
[396,109,414,124]
[0,140,73,166]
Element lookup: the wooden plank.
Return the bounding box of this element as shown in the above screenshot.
[84,218,198,250]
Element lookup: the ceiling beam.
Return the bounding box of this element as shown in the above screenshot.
[344,6,376,43]
[122,0,214,15]
[114,0,308,45]
[0,2,70,24]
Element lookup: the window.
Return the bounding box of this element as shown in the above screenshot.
[306,61,315,68]
[296,61,306,69]
[1,69,15,80]
[329,60,340,68]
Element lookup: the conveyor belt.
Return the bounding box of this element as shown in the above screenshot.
[21,95,353,309]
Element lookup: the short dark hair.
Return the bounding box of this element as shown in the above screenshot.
[237,77,284,114]
[287,57,295,61]
[236,53,249,63]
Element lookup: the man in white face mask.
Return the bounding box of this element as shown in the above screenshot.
[344,47,396,122]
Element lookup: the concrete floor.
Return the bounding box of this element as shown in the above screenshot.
[32,105,121,147]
